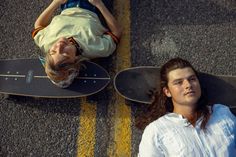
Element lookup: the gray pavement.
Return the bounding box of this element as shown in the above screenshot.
[130,1,236,154]
[131,0,236,76]
[0,1,83,156]
[0,0,236,156]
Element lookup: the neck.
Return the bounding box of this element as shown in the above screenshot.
[173,105,198,126]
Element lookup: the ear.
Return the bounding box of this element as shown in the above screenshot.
[163,87,172,97]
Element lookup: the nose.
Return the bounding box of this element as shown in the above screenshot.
[183,79,192,89]
[54,43,64,54]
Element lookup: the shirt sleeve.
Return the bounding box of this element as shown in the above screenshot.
[104,32,119,44]
[214,104,236,121]
[225,105,236,147]
[100,34,117,55]
[31,27,47,52]
[213,104,236,146]
[226,106,236,146]
[83,34,116,58]
[138,124,165,157]
[31,27,45,38]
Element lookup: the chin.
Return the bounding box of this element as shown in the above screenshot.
[187,98,199,106]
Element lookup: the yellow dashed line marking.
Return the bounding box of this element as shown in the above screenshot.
[76,0,131,156]
[108,0,132,156]
[77,97,97,157]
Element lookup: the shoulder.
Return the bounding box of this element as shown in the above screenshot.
[142,120,158,136]
[211,104,236,123]
[143,115,170,136]
[140,117,167,146]
[212,104,234,116]
[32,27,45,38]
[139,117,166,156]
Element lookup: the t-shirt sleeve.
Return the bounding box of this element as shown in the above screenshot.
[31,27,46,52]
[101,34,117,55]
[104,31,119,44]
[138,123,165,157]
[84,34,116,58]
[31,27,45,38]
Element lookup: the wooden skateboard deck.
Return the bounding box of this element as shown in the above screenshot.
[114,67,236,108]
[0,58,110,98]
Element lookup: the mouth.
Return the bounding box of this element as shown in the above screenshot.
[184,91,195,96]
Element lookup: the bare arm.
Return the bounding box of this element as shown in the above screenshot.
[89,0,122,39]
[34,0,67,28]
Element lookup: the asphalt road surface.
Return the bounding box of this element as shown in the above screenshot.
[0,0,235,156]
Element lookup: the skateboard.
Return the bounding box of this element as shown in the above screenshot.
[114,67,236,108]
[0,58,110,98]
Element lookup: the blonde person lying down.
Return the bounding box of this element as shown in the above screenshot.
[32,0,121,88]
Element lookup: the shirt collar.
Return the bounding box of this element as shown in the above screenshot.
[165,112,203,127]
[68,37,83,56]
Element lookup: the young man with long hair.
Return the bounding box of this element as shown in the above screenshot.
[138,58,236,156]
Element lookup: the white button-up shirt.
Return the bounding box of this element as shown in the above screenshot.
[139,104,236,157]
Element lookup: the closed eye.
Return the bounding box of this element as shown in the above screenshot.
[173,80,182,85]
[188,76,197,82]
[49,50,56,55]
[57,57,74,69]
[58,62,70,68]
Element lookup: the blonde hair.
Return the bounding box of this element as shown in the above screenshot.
[44,53,86,83]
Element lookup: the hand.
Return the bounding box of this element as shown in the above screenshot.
[53,0,68,6]
[88,0,103,8]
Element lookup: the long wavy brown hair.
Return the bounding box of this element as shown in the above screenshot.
[136,57,211,130]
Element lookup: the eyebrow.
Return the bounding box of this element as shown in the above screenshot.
[49,50,56,55]
[171,74,197,83]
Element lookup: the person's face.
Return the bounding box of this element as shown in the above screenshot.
[163,67,201,108]
[49,37,77,67]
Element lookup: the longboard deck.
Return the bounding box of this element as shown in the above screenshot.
[114,67,236,108]
[0,59,110,98]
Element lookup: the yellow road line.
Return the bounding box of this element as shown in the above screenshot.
[77,97,97,157]
[108,0,132,156]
